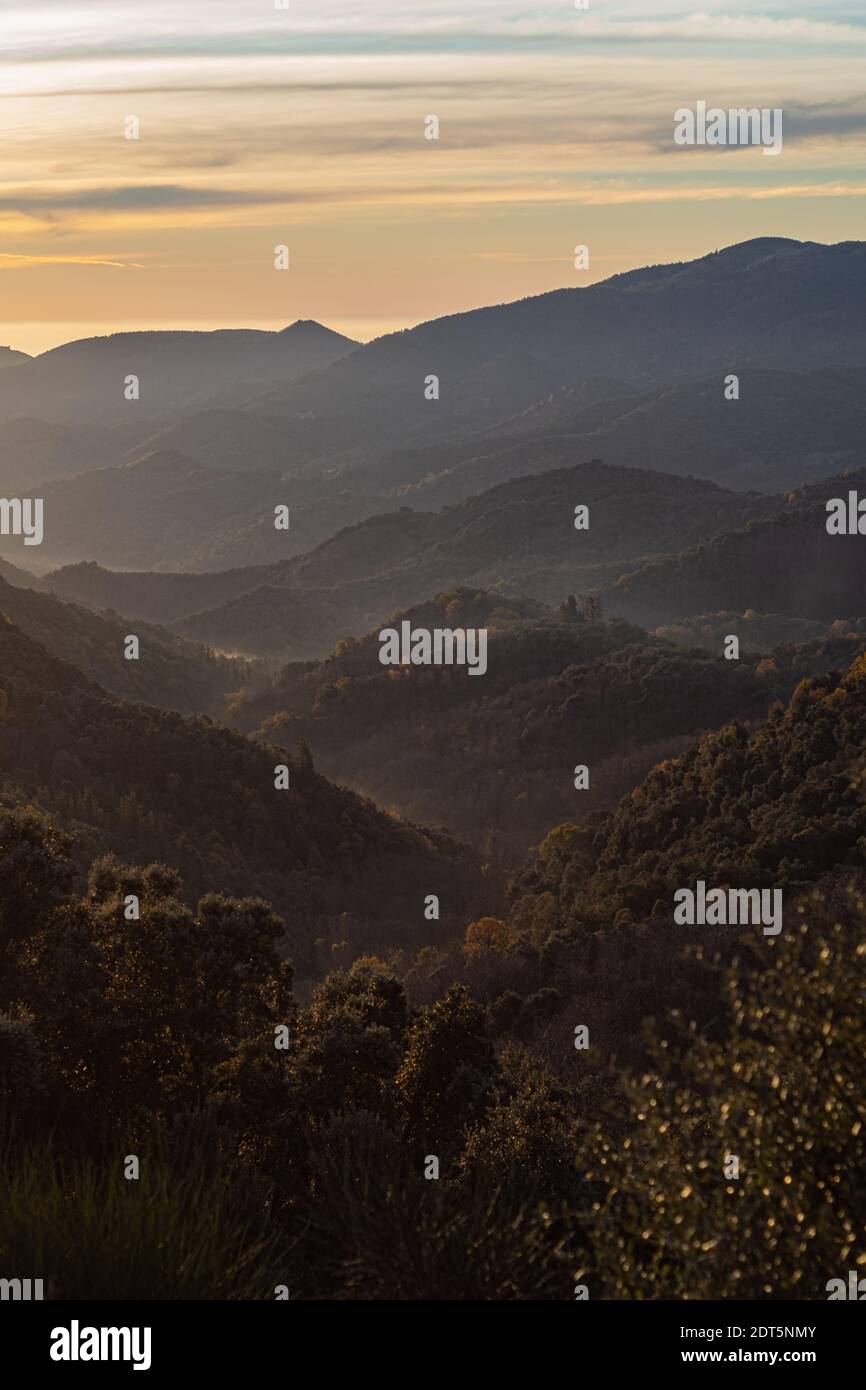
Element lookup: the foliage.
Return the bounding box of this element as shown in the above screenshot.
[579,883,866,1298]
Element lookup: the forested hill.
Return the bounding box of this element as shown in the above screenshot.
[0,619,479,974]
[0,575,255,716]
[602,471,866,628]
[510,648,866,934]
[225,590,866,854]
[44,560,266,626]
[173,462,778,657]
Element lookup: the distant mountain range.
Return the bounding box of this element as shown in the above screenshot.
[89,461,783,657]
[2,239,866,583]
[0,415,154,490]
[241,238,866,461]
[357,366,866,504]
[1,237,864,679]
[0,320,358,426]
[9,457,862,663]
[151,464,866,658]
[0,448,388,572]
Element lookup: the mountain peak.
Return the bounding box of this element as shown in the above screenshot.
[279,319,358,346]
[0,345,32,368]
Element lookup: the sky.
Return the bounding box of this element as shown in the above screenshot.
[2,0,866,354]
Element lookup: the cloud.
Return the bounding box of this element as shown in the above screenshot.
[0,185,288,214]
[574,180,866,205]
[0,251,142,268]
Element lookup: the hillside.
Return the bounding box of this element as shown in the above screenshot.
[0,417,153,490]
[0,575,254,716]
[505,644,866,939]
[123,409,307,474]
[653,610,831,653]
[175,462,778,656]
[224,590,866,855]
[369,367,866,504]
[530,649,866,929]
[174,582,361,661]
[0,556,42,590]
[0,450,390,573]
[43,560,267,625]
[0,620,478,974]
[602,470,866,628]
[0,451,283,570]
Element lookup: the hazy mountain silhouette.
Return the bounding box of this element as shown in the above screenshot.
[171,462,779,655]
[3,240,865,580]
[0,448,392,572]
[0,347,31,369]
[0,451,285,570]
[41,560,265,625]
[361,366,866,504]
[14,238,853,483]
[245,239,866,458]
[0,416,154,489]
[0,321,358,425]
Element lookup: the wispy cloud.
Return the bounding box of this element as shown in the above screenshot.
[0,251,142,268]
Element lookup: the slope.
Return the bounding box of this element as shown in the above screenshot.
[0,620,478,973]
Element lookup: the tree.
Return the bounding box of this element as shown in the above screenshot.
[463,916,518,959]
[396,985,501,1153]
[579,881,866,1299]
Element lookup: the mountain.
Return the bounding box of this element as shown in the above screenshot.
[43,560,269,625]
[536,648,866,929]
[0,556,42,589]
[0,451,284,571]
[0,347,31,370]
[225,590,866,856]
[602,468,866,628]
[0,417,155,490]
[653,610,832,653]
[493,375,639,433]
[501,642,866,972]
[0,449,391,572]
[174,462,779,656]
[277,461,777,598]
[0,619,479,974]
[124,409,303,474]
[174,582,358,661]
[0,574,255,716]
[0,321,358,426]
[245,239,866,459]
[363,366,866,504]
